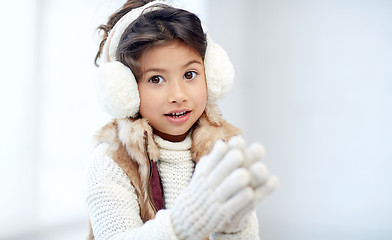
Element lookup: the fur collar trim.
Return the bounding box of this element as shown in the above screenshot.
[93,103,241,221]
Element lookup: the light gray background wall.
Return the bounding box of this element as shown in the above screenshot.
[208,0,392,239]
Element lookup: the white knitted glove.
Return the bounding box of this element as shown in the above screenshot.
[216,136,278,234]
[170,140,254,240]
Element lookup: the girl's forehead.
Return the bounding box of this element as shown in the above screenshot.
[140,40,203,67]
[142,39,201,57]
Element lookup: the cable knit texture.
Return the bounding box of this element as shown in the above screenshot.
[86,142,184,240]
[86,143,145,239]
[154,134,194,209]
[85,106,261,239]
[86,141,261,240]
[211,212,260,240]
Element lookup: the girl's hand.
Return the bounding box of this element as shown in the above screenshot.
[170,139,254,240]
[215,136,278,234]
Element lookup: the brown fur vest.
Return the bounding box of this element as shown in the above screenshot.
[87,103,241,239]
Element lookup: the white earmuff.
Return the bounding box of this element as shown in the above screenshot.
[97,1,234,119]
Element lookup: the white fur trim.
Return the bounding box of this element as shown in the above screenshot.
[107,1,165,62]
[97,0,235,118]
[97,61,140,118]
[204,34,235,102]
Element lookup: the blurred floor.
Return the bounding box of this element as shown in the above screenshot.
[4,220,88,240]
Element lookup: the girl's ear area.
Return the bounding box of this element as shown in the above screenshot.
[97,61,140,118]
[204,34,235,102]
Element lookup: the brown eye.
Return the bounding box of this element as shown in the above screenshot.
[184,71,197,80]
[149,76,164,84]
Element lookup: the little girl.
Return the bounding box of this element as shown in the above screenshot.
[86,1,278,239]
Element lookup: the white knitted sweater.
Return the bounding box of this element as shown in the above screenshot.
[86,134,260,240]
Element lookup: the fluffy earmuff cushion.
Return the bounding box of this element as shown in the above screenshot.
[97,61,140,118]
[204,35,235,102]
[95,1,235,119]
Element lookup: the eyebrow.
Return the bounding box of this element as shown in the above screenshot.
[143,60,203,74]
[143,68,167,74]
[183,60,203,68]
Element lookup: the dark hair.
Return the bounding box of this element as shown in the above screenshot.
[95,0,207,80]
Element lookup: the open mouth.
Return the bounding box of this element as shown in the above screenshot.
[165,111,190,118]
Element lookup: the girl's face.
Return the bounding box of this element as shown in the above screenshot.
[138,40,207,142]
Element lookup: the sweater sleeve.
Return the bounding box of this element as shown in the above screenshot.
[210,212,260,240]
[85,143,178,240]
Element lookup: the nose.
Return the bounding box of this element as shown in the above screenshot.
[168,80,188,103]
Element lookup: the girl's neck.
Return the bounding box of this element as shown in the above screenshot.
[153,129,189,142]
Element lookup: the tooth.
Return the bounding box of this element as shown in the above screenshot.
[169,111,187,117]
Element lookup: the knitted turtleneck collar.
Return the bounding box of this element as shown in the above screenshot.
[153,134,192,151]
[91,103,241,224]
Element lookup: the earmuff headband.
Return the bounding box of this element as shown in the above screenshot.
[97,0,234,118]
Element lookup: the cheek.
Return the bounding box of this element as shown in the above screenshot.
[195,81,208,108]
[200,88,207,105]
[138,87,158,116]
